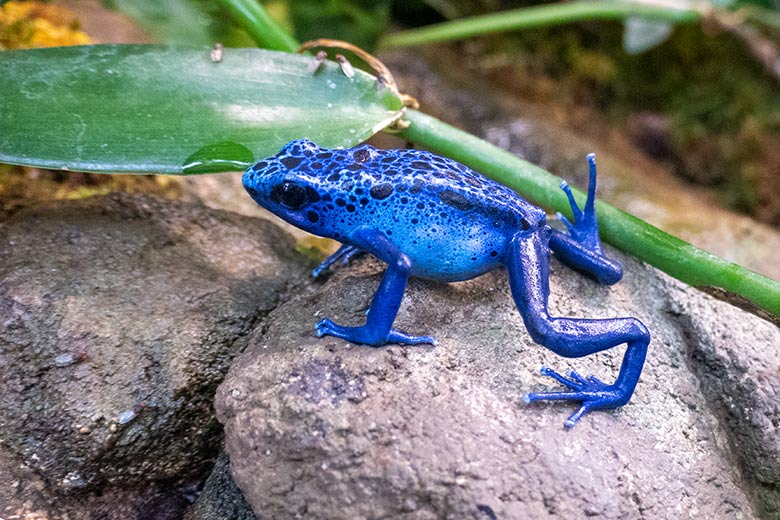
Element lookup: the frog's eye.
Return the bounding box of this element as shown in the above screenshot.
[271,181,309,210]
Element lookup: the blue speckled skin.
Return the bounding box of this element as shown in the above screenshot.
[243,139,651,427]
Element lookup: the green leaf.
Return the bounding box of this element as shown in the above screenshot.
[0,44,403,174]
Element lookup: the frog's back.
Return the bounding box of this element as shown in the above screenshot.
[246,141,547,282]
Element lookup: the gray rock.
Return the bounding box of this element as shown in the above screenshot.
[185,451,257,520]
[0,193,307,515]
[0,443,200,520]
[216,248,778,519]
[669,290,780,515]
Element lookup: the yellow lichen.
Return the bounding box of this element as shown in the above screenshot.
[0,1,91,50]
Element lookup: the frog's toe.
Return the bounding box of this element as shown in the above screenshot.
[536,366,588,391]
[315,318,360,342]
[524,367,629,427]
[387,328,436,346]
[314,318,338,337]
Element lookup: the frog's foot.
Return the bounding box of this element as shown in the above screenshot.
[312,245,362,278]
[315,318,436,347]
[558,153,601,252]
[523,366,629,428]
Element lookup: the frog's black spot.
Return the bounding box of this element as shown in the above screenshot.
[397,185,407,192]
[307,211,319,223]
[334,231,340,238]
[490,251,498,257]
[438,189,473,211]
[400,197,409,204]
[384,169,398,176]
[485,206,501,218]
[310,162,323,169]
[281,156,303,169]
[327,173,341,182]
[520,218,531,230]
[412,161,432,170]
[305,186,321,203]
[317,152,332,159]
[470,257,477,261]
[411,218,419,224]
[409,185,422,194]
[416,202,425,210]
[386,230,392,235]
[444,170,459,181]
[346,163,362,171]
[464,175,484,188]
[381,157,396,163]
[354,188,364,195]
[346,204,356,212]
[252,161,268,172]
[359,198,369,206]
[353,148,372,163]
[370,183,393,200]
[322,193,332,202]
[335,198,346,207]
[440,212,448,219]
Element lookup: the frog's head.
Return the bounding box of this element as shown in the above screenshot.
[243,139,328,232]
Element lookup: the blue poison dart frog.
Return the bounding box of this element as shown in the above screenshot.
[243,139,650,428]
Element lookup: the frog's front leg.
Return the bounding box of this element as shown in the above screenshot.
[312,244,363,278]
[549,153,623,285]
[315,227,435,347]
[507,230,650,428]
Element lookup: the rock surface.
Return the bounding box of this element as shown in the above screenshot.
[216,248,779,519]
[0,193,307,518]
[185,451,255,520]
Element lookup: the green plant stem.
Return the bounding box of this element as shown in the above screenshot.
[398,109,780,317]
[380,1,702,49]
[218,0,298,52]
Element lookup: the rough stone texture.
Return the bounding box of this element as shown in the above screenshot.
[216,248,778,519]
[185,451,256,520]
[0,443,200,520]
[670,290,780,514]
[0,193,307,517]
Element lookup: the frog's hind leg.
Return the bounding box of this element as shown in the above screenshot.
[507,230,650,428]
[315,226,435,347]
